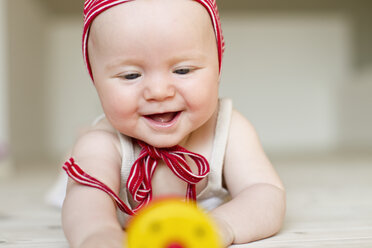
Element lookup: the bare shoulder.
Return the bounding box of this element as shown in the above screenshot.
[229,109,257,139]
[224,109,284,196]
[73,117,120,159]
[68,117,122,192]
[227,109,263,154]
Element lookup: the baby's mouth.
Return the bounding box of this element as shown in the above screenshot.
[145,111,180,123]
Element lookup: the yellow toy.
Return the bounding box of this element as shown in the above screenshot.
[126,199,222,248]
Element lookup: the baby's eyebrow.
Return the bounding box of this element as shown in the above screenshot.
[104,50,208,71]
[169,52,208,63]
[105,58,144,71]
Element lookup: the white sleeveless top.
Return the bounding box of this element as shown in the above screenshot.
[116,98,233,227]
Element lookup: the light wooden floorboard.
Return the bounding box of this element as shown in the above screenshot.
[1,153,371,247]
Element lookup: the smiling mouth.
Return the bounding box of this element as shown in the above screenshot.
[145,111,181,124]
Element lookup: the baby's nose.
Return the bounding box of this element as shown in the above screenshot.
[143,78,176,101]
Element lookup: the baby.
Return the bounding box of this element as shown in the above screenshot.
[62,0,286,247]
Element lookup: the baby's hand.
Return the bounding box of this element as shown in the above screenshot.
[79,229,124,248]
[210,214,235,247]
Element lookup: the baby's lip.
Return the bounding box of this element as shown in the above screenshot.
[143,111,182,129]
[144,111,180,123]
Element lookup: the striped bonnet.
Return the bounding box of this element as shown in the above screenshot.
[82,0,224,81]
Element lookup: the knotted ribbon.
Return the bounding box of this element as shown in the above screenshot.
[63,140,210,215]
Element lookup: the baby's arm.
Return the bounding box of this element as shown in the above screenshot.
[62,128,124,248]
[210,110,286,246]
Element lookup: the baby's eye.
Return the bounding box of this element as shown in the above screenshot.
[173,68,191,75]
[121,73,141,80]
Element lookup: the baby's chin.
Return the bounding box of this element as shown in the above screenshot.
[137,135,187,148]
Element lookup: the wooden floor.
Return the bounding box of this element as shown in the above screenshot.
[1,152,372,247]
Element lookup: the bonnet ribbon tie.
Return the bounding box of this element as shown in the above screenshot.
[63,140,210,215]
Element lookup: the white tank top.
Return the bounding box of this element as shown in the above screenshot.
[116,98,233,227]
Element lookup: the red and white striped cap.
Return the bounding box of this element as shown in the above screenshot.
[83,0,224,81]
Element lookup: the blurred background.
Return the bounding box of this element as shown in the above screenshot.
[0,0,371,175]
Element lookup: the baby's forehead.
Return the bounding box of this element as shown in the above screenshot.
[89,0,215,44]
[91,0,213,29]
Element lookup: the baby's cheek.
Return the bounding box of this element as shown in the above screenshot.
[190,92,218,115]
[103,102,137,132]
[104,94,133,116]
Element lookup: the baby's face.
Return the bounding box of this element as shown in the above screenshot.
[88,0,220,147]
